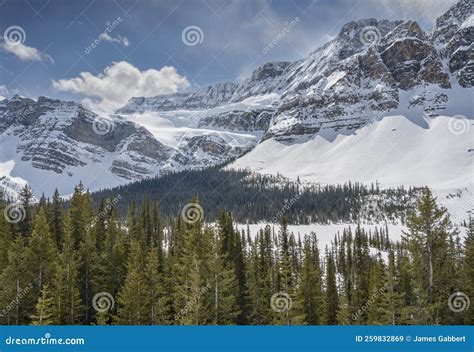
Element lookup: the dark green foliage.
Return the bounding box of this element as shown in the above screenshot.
[0,184,471,326]
[89,167,419,224]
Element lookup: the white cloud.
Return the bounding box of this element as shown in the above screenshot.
[53,61,189,112]
[1,41,53,62]
[99,33,130,47]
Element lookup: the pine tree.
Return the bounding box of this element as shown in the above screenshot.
[30,285,54,325]
[49,189,64,246]
[18,184,34,236]
[98,207,127,299]
[462,220,474,324]
[78,231,101,324]
[352,225,370,323]
[92,198,107,252]
[210,230,240,324]
[296,234,323,324]
[247,229,273,325]
[172,199,212,325]
[69,182,92,246]
[403,188,456,324]
[217,211,249,324]
[324,250,338,325]
[115,240,148,324]
[273,217,297,325]
[0,202,13,271]
[379,250,407,325]
[366,254,387,324]
[144,245,169,324]
[52,214,82,324]
[0,237,33,324]
[24,209,58,299]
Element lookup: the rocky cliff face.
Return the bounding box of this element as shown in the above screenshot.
[434,0,474,87]
[0,96,179,179]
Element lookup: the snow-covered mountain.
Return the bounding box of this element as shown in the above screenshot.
[0,96,257,197]
[0,0,472,220]
[120,0,473,142]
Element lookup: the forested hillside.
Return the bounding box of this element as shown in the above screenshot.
[0,185,472,325]
[89,167,421,224]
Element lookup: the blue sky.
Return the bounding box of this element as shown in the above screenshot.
[0,0,457,111]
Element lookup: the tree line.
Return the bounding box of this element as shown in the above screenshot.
[89,167,420,224]
[0,184,472,325]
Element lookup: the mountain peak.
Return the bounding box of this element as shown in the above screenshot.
[436,0,473,29]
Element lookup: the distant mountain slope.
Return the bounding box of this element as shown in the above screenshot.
[230,114,473,222]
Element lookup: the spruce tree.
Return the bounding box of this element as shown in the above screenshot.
[324,250,338,325]
[24,209,58,299]
[144,245,169,324]
[98,207,127,298]
[210,231,240,324]
[115,240,148,325]
[403,188,456,324]
[52,214,82,324]
[217,211,249,324]
[49,189,64,246]
[462,221,474,324]
[30,285,54,325]
[366,254,387,324]
[379,250,407,325]
[0,203,13,271]
[18,184,34,236]
[296,234,323,325]
[0,237,33,324]
[352,225,370,323]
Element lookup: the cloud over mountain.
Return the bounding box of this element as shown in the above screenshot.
[53,61,189,111]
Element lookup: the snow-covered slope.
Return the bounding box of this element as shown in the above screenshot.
[231,114,473,222]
